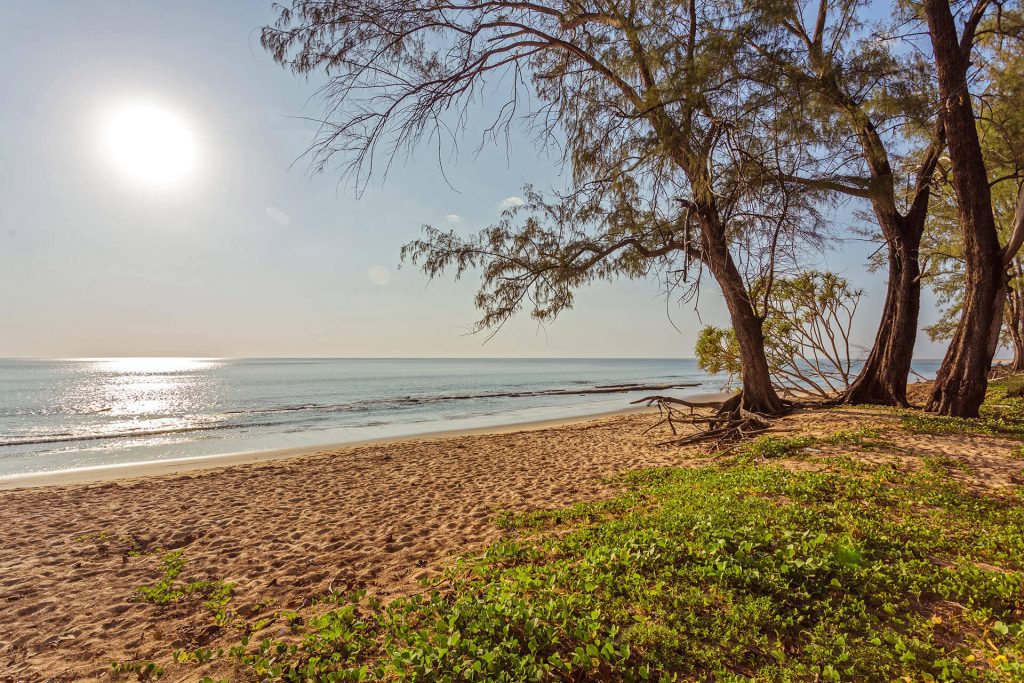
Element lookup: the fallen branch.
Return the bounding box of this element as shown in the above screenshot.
[629,395,730,410]
[633,392,776,450]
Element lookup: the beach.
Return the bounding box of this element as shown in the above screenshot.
[3,397,1024,682]
[1,410,678,682]
[5,0,1021,677]
[0,407,650,491]
[0,358,735,479]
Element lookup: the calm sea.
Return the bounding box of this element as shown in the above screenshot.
[0,358,942,478]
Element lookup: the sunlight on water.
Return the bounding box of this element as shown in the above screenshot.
[62,358,223,421]
[83,357,222,374]
[3,358,230,455]
[0,358,943,477]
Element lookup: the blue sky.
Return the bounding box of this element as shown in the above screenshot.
[0,1,945,358]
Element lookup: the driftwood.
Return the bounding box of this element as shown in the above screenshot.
[988,363,1024,380]
[631,393,777,450]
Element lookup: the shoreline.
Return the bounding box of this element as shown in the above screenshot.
[1,408,695,681]
[0,404,666,491]
[3,385,1021,681]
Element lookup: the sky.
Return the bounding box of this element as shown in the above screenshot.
[0,1,947,359]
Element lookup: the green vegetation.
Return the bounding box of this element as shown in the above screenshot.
[898,379,1024,438]
[899,413,1019,438]
[1004,376,1024,400]
[734,428,882,462]
[129,387,1024,681]
[134,550,234,625]
[207,453,1022,681]
[110,660,165,680]
[695,272,863,399]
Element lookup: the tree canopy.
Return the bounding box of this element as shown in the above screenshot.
[264,0,1024,417]
[264,0,833,412]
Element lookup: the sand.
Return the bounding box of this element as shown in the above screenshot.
[1,403,1022,682]
[0,407,653,491]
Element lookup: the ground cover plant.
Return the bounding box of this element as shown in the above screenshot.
[110,660,165,680]
[133,550,235,626]
[138,383,1024,682]
[898,378,1024,438]
[210,453,1023,681]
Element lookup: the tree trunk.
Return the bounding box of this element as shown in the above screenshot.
[807,56,943,407]
[1007,264,1024,372]
[1010,319,1024,373]
[700,216,787,415]
[843,213,922,406]
[923,0,1005,417]
[728,294,787,414]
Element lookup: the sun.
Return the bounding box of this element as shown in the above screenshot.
[100,102,197,187]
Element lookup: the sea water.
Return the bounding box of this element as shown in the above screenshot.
[0,357,941,477]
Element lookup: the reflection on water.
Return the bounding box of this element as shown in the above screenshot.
[88,357,223,374]
[0,358,943,478]
[77,358,222,421]
[2,358,227,455]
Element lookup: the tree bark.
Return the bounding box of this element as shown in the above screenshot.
[844,214,923,405]
[923,0,1005,417]
[700,215,788,415]
[1007,261,1024,372]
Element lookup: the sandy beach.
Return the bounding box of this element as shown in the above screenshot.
[0,406,655,492]
[1,410,679,682]
[3,401,1023,682]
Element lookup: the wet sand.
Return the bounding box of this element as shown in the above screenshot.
[0,406,655,491]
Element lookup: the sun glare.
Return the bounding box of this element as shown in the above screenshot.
[100,102,197,187]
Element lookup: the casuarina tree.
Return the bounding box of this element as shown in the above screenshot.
[263,1,827,414]
[922,26,1024,371]
[920,0,1024,416]
[755,0,945,406]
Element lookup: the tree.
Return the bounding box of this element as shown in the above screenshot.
[922,29,1024,369]
[919,0,1024,416]
[695,271,862,399]
[264,0,826,414]
[755,0,944,406]
[925,230,1024,370]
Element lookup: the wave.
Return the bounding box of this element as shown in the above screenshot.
[223,381,702,417]
[0,380,700,449]
[0,421,279,448]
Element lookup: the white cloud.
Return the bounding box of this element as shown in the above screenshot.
[368,265,392,286]
[499,195,525,210]
[265,206,292,226]
[445,213,463,225]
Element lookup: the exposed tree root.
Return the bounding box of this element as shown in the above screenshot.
[989,363,1024,380]
[631,392,783,450]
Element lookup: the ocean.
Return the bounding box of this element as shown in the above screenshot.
[0,357,942,478]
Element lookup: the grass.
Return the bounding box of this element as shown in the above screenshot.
[898,377,1024,438]
[734,427,883,461]
[1004,375,1024,399]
